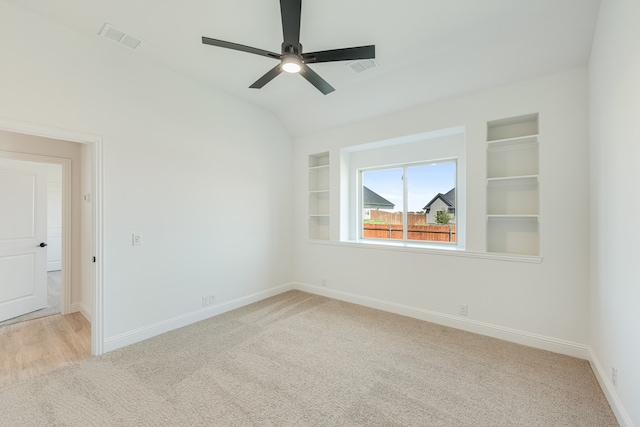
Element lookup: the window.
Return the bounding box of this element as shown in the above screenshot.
[341,126,465,249]
[360,161,456,244]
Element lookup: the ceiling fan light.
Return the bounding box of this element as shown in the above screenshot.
[282,56,302,73]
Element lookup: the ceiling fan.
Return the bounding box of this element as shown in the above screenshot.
[202,0,375,95]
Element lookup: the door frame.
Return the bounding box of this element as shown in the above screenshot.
[0,118,104,355]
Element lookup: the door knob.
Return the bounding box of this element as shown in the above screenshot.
[38,242,48,247]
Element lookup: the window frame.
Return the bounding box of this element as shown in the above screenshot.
[340,126,466,251]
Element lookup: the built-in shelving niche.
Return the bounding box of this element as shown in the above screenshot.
[308,152,330,240]
[486,114,539,256]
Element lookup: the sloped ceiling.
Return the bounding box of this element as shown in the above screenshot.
[5,0,601,137]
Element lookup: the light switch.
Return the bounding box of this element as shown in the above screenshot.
[132,233,143,246]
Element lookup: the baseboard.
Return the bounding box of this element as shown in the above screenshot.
[47,261,62,271]
[293,282,590,360]
[70,302,91,322]
[103,283,294,353]
[589,348,634,427]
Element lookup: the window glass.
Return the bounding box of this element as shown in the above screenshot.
[361,161,456,244]
[362,168,403,240]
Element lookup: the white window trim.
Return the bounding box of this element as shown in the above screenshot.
[310,239,542,264]
[341,126,466,250]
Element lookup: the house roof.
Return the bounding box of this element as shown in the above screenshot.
[363,186,394,210]
[423,188,455,212]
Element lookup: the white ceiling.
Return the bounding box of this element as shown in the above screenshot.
[6,0,601,137]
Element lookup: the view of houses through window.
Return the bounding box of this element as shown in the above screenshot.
[361,161,456,243]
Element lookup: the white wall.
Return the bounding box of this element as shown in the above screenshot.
[0,2,293,348]
[589,0,640,425]
[294,68,590,357]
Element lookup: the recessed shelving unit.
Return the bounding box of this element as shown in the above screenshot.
[308,152,330,240]
[486,114,539,256]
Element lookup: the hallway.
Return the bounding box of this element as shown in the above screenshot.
[0,312,90,387]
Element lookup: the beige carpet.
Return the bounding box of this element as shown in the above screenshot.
[0,271,62,328]
[0,291,617,426]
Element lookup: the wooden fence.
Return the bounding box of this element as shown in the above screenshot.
[363,223,456,242]
[369,210,426,227]
[365,210,455,242]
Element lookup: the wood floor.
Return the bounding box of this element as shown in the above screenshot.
[0,312,91,388]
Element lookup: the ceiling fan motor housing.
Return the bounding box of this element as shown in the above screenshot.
[282,43,302,56]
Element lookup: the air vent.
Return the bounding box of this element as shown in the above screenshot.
[100,23,143,50]
[347,59,378,74]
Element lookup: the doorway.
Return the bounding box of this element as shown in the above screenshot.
[0,118,103,355]
[0,150,92,386]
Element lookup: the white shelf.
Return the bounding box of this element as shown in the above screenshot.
[309,153,330,168]
[309,163,330,192]
[309,189,330,193]
[487,218,539,256]
[309,164,330,171]
[487,215,539,220]
[309,216,330,240]
[309,188,329,216]
[487,178,538,216]
[487,134,538,150]
[487,175,538,185]
[487,113,538,141]
[309,214,330,218]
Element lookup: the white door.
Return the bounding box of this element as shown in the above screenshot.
[0,158,48,322]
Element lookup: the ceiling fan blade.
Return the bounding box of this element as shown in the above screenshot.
[280,0,302,48]
[300,64,335,95]
[249,65,283,89]
[302,45,375,64]
[202,37,281,59]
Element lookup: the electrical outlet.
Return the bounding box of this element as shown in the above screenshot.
[209,294,216,305]
[459,304,468,316]
[202,296,209,307]
[132,233,143,246]
[612,366,617,387]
